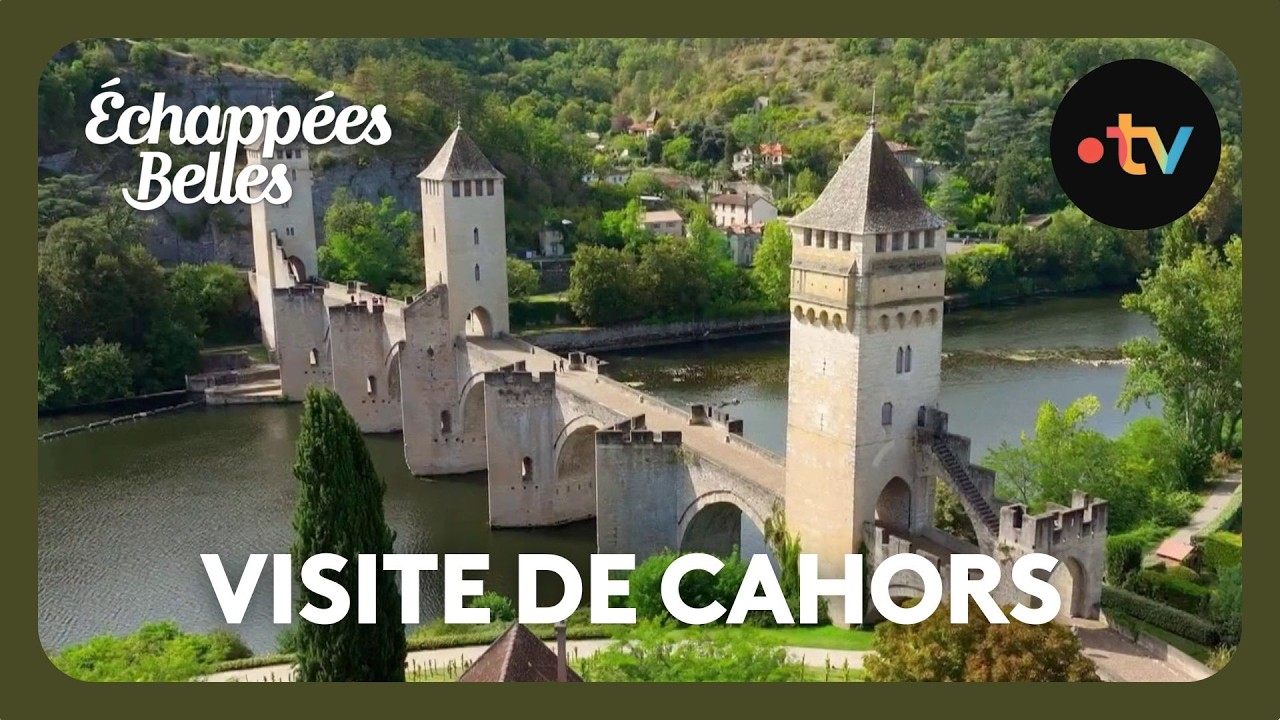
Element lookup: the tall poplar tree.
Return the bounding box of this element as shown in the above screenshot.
[291,387,406,681]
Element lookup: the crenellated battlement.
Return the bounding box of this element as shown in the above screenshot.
[999,491,1109,553]
[595,429,683,446]
[484,369,556,397]
[687,403,744,435]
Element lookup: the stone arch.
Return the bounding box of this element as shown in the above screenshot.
[819,310,829,327]
[1047,555,1091,619]
[466,306,494,338]
[677,490,770,558]
[458,374,487,436]
[833,313,843,330]
[805,308,816,324]
[895,312,906,328]
[386,347,402,400]
[928,308,939,324]
[879,314,890,332]
[793,305,804,321]
[911,310,922,326]
[553,417,605,512]
[875,476,912,532]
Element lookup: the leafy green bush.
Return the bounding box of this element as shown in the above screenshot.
[1104,534,1145,585]
[1132,567,1212,614]
[129,41,165,73]
[511,299,570,328]
[625,550,785,627]
[1211,565,1242,647]
[52,621,251,681]
[1101,586,1219,647]
[469,591,516,622]
[1200,531,1242,573]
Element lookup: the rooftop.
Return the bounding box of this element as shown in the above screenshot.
[457,624,582,683]
[790,127,946,235]
[644,209,684,224]
[417,124,505,181]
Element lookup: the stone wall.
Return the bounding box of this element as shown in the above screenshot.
[327,302,403,433]
[484,371,559,527]
[273,286,332,400]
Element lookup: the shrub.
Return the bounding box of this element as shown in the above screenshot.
[1104,534,1145,585]
[1200,531,1242,573]
[312,150,339,171]
[129,41,165,73]
[52,621,251,681]
[469,591,516,622]
[1195,485,1242,539]
[1132,567,1212,614]
[1101,585,1219,647]
[1211,565,1242,647]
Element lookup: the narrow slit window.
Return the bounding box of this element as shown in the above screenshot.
[905,346,913,373]
[522,457,533,482]
[882,402,893,426]
[440,410,452,434]
[308,349,319,367]
[474,263,481,282]
[452,181,461,197]
[896,347,904,374]
[366,376,377,396]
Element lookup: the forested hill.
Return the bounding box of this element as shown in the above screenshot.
[38,38,1241,256]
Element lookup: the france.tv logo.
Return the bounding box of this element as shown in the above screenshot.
[1076,114,1193,176]
[1051,59,1220,230]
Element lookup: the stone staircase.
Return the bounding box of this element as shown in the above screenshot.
[202,364,284,405]
[930,437,999,534]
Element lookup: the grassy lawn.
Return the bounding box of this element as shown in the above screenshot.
[676,624,875,652]
[1108,610,1213,663]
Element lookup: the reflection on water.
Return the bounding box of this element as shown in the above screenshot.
[38,294,1156,653]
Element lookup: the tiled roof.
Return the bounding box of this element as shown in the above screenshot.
[644,209,684,224]
[457,624,582,683]
[790,127,946,235]
[417,125,505,181]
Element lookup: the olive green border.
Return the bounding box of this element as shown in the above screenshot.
[5,1,1272,716]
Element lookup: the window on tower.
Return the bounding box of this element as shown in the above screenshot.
[892,232,903,251]
[876,234,887,252]
[464,180,473,197]
[474,264,480,282]
[905,346,913,372]
[803,228,812,246]
[841,233,852,251]
[924,230,936,249]
[896,347,904,374]
[881,402,893,426]
[486,179,495,195]
[908,231,919,250]
[473,228,480,245]
[452,181,461,197]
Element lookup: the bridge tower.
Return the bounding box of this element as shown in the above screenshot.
[783,120,948,620]
[248,140,319,351]
[418,122,510,339]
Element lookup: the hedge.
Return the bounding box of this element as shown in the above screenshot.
[1132,568,1212,614]
[1201,531,1242,572]
[1101,585,1220,647]
[511,298,573,328]
[1104,534,1145,584]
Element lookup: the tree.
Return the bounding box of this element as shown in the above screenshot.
[751,220,792,308]
[600,199,654,252]
[566,245,643,325]
[1121,238,1243,470]
[1189,144,1242,247]
[580,622,801,682]
[661,135,693,168]
[59,341,133,405]
[52,621,250,682]
[864,602,1098,682]
[317,191,421,295]
[291,387,406,681]
[505,257,540,301]
[167,263,251,344]
[638,238,712,319]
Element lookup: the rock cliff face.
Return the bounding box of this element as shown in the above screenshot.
[39,44,436,267]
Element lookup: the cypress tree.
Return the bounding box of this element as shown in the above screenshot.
[291,386,406,681]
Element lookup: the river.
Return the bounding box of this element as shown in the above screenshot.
[37,294,1156,653]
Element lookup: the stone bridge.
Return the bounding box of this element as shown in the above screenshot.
[270,281,784,561]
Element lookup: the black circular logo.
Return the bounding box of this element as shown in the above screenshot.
[1050,59,1220,230]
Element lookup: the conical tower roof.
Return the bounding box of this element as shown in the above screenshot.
[417,124,505,181]
[790,127,944,235]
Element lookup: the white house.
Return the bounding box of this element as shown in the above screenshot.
[710,192,777,228]
[643,209,685,238]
